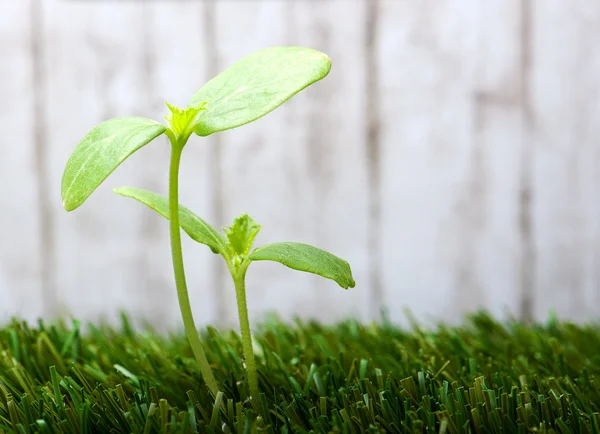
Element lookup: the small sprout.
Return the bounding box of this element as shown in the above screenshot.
[60,46,334,399]
[163,102,208,143]
[224,214,262,259]
[114,187,355,401]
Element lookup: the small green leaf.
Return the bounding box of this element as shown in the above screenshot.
[224,214,262,257]
[189,46,331,136]
[248,242,355,289]
[164,101,207,139]
[113,186,226,254]
[61,117,166,211]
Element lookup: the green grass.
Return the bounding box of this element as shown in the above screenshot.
[0,311,599,433]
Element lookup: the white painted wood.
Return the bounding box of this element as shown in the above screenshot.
[0,1,43,323]
[42,0,216,330]
[530,0,600,322]
[43,0,153,326]
[377,1,523,326]
[0,1,598,327]
[282,0,371,324]
[210,0,371,328]
[451,1,524,322]
[129,2,219,330]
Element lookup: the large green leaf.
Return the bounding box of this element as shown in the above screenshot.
[189,47,331,136]
[248,242,355,289]
[113,187,226,254]
[61,117,166,211]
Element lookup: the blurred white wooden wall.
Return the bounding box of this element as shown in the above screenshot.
[1,0,599,329]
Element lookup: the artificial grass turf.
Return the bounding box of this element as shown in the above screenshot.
[0,312,599,433]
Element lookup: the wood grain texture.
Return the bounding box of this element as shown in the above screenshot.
[529,0,600,322]
[41,0,216,330]
[0,1,43,323]
[132,2,219,330]
[0,0,598,326]
[377,1,522,326]
[207,0,371,327]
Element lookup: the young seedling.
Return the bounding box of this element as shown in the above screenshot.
[60,47,332,397]
[112,187,355,401]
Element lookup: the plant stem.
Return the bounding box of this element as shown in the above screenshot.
[231,263,259,401]
[168,141,219,396]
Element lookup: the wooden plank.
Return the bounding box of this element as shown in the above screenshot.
[210,0,371,326]
[455,1,523,321]
[282,0,371,323]
[365,0,384,320]
[0,1,44,323]
[529,0,600,321]
[42,0,216,329]
[5,0,599,326]
[129,2,219,329]
[377,1,522,325]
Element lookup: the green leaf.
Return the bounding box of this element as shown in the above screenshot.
[248,242,355,289]
[189,46,331,136]
[61,117,166,211]
[113,186,226,254]
[224,214,262,257]
[164,101,207,139]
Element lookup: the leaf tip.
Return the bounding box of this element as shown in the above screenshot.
[311,50,332,76]
[61,195,80,212]
[338,275,355,290]
[113,186,135,200]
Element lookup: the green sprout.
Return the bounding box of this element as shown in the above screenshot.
[112,188,355,401]
[60,47,337,397]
